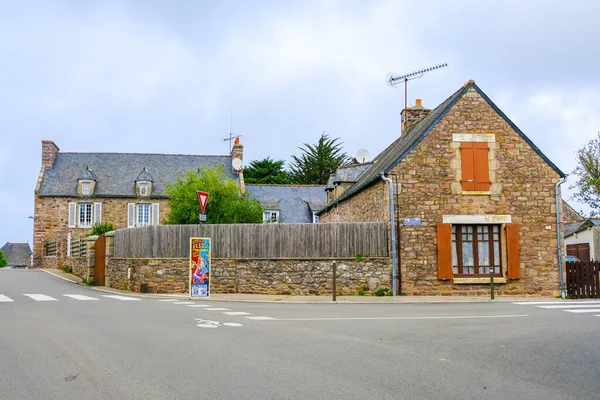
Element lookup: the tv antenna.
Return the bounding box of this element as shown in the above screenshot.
[222,110,242,152]
[387,63,447,132]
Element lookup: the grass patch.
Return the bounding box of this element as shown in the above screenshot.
[61,265,73,274]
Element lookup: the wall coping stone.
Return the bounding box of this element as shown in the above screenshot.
[105,231,116,237]
[110,257,391,261]
[87,235,99,241]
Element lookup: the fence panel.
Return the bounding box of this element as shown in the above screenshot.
[566,261,600,299]
[45,240,57,256]
[113,223,389,259]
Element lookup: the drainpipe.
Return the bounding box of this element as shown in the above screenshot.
[555,175,568,299]
[381,173,397,296]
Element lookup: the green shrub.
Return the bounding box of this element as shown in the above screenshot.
[81,277,95,286]
[356,254,369,261]
[358,289,365,296]
[61,265,73,274]
[91,222,115,236]
[374,288,389,297]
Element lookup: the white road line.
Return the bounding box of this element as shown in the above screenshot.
[188,304,210,308]
[173,301,195,305]
[63,294,99,301]
[101,295,141,301]
[206,307,230,311]
[24,294,58,302]
[0,295,14,302]
[158,299,179,302]
[564,309,600,313]
[223,323,243,327]
[223,311,250,316]
[269,315,528,322]
[245,316,276,320]
[539,304,600,309]
[513,301,600,305]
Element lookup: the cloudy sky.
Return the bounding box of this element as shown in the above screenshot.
[1,0,599,248]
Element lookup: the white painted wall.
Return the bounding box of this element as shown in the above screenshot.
[565,228,595,260]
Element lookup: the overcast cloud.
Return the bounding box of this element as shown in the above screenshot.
[1,0,599,247]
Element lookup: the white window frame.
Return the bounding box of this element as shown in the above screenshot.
[139,183,149,197]
[81,182,91,196]
[137,203,151,227]
[312,213,319,224]
[78,203,93,228]
[263,210,279,223]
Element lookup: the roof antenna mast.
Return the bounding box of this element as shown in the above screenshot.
[387,63,447,133]
[222,110,242,153]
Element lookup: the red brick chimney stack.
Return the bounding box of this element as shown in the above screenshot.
[41,140,60,169]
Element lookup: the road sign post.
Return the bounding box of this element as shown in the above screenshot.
[196,191,210,224]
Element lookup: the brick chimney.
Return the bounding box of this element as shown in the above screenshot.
[41,140,60,169]
[401,99,431,134]
[231,137,243,169]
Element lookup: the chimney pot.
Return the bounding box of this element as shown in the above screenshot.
[415,99,422,107]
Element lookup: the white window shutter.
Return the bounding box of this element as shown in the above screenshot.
[93,203,102,225]
[128,203,135,228]
[152,203,160,226]
[68,202,77,228]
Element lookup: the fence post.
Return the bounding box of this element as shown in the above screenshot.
[332,261,337,302]
[490,268,494,300]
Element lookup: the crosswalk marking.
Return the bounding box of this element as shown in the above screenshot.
[564,309,600,313]
[24,294,58,302]
[159,299,179,302]
[223,311,250,316]
[206,307,230,311]
[63,294,99,301]
[188,304,210,308]
[0,295,14,302]
[173,301,195,305]
[539,304,600,309]
[245,316,275,320]
[513,301,600,305]
[101,295,141,301]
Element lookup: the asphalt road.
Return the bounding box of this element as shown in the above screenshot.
[1,269,599,400]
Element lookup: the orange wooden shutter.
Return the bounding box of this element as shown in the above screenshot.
[474,143,490,191]
[437,223,453,280]
[506,224,521,279]
[460,142,475,191]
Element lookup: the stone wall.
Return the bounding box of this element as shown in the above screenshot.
[69,257,89,280]
[320,182,389,223]
[562,200,583,224]
[106,257,392,295]
[33,196,170,267]
[320,85,564,297]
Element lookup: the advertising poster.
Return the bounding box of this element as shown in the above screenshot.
[189,237,211,298]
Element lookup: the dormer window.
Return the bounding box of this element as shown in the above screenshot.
[81,182,91,196]
[135,167,154,198]
[140,183,149,197]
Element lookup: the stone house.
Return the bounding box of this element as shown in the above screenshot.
[246,184,326,223]
[318,80,567,296]
[564,219,600,261]
[33,140,244,267]
[1,242,32,268]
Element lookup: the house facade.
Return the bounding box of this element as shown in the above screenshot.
[564,219,600,261]
[319,80,566,296]
[33,140,243,267]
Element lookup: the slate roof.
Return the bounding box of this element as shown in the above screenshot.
[332,163,372,183]
[246,184,327,223]
[78,167,98,181]
[1,242,32,267]
[564,219,600,237]
[319,81,566,214]
[39,153,235,198]
[136,168,154,182]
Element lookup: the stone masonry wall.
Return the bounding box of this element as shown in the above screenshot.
[320,182,389,223]
[320,85,563,297]
[33,196,170,267]
[106,257,392,295]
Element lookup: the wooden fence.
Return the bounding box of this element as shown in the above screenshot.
[45,240,57,256]
[114,223,389,259]
[70,237,88,258]
[566,261,600,299]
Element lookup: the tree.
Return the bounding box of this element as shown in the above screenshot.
[165,165,264,224]
[243,157,291,184]
[0,250,7,268]
[571,133,600,216]
[289,132,349,184]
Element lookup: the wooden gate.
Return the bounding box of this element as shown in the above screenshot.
[567,243,591,262]
[95,235,106,286]
[566,261,600,299]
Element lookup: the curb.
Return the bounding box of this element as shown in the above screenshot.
[40,269,80,284]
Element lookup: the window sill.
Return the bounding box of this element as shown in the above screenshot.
[462,190,491,196]
[453,277,506,284]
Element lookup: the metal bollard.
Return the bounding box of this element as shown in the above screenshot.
[490,268,495,300]
[332,261,337,302]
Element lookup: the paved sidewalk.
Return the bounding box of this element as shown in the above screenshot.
[40,268,561,304]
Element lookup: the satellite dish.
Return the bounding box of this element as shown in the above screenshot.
[232,158,243,171]
[355,149,372,163]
